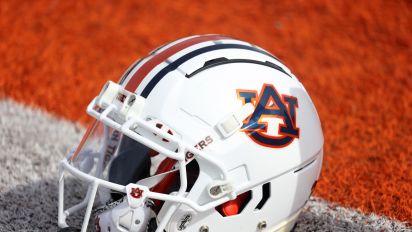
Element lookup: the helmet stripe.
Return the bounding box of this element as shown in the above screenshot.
[124,34,231,92]
[140,43,287,98]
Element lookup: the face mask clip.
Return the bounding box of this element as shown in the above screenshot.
[96,81,146,123]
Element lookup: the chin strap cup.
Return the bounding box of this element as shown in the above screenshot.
[94,185,154,232]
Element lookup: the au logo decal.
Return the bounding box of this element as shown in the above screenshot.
[237,84,299,148]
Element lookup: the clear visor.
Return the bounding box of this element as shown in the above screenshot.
[69,119,199,204]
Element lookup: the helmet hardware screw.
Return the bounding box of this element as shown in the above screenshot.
[209,186,221,196]
[135,219,140,224]
[128,95,136,106]
[257,221,267,230]
[199,225,209,232]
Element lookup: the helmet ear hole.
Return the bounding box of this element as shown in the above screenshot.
[215,182,271,217]
[215,190,252,217]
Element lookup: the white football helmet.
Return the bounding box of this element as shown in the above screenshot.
[58,34,323,232]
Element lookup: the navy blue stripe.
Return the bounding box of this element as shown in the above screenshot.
[186,59,291,78]
[140,43,285,98]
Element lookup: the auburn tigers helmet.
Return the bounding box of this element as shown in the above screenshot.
[58,35,323,232]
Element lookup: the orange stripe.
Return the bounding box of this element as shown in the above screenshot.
[71,120,98,161]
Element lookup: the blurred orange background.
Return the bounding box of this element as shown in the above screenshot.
[0,0,411,223]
